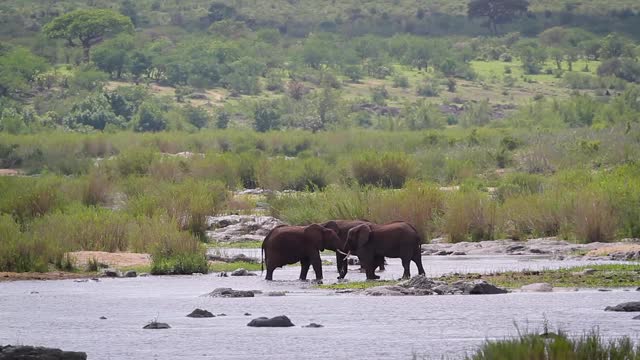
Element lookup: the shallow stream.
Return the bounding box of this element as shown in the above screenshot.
[1,254,638,359]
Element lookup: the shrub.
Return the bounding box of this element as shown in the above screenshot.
[0,176,71,224]
[443,190,496,243]
[256,157,330,191]
[112,147,156,176]
[417,81,440,97]
[573,191,617,243]
[83,170,112,206]
[392,75,410,88]
[351,151,414,188]
[148,217,208,275]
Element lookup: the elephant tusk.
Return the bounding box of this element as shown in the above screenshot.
[336,249,350,257]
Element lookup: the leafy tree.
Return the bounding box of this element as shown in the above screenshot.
[215,110,230,129]
[68,66,109,92]
[133,101,167,132]
[91,34,133,79]
[343,65,364,83]
[208,3,236,23]
[599,34,635,59]
[64,94,125,130]
[43,9,134,62]
[0,47,48,97]
[468,0,529,35]
[598,58,640,83]
[120,0,139,27]
[253,100,281,132]
[129,51,152,83]
[183,105,211,129]
[515,40,547,74]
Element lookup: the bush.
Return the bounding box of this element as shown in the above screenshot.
[148,217,208,275]
[443,190,496,243]
[256,157,330,191]
[417,81,440,97]
[351,151,414,188]
[392,75,410,88]
[573,191,617,243]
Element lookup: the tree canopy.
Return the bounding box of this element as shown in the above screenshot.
[468,0,529,35]
[43,9,133,62]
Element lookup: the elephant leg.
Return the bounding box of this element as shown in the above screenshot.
[401,258,411,279]
[299,258,311,281]
[375,256,385,272]
[413,252,426,276]
[365,266,380,280]
[310,255,323,280]
[266,266,275,281]
[336,253,346,279]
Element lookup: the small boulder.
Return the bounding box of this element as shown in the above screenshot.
[303,323,324,328]
[218,272,228,277]
[247,315,295,327]
[452,251,467,256]
[605,302,640,312]
[231,268,257,276]
[633,315,640,320]
[143,322,171,329]
[74,279,88,283]
[267,291,286,297]
[101,268,120,277]
[99,316,107,320]
[244,313,251,316]
[434,250,453,256]
[187,309,214,318]
[461,280,508,295]
[206,288,255,298]
[521,283,553,293]
[124,270,137,278]
[217,313,227,317]
[138,273,149,277]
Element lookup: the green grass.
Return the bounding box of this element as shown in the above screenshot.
[210,241,263,249]
[316,280,399,290]
[438,264,640,289]
[467,329,640,360]
[208,261,262,272]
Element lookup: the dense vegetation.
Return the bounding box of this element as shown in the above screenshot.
[0,0,639,273]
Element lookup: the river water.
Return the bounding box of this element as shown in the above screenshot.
[1,254,638,360]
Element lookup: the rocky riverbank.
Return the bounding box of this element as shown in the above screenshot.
[422,237,640,261]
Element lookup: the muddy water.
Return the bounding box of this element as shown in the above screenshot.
[1,255,638,360]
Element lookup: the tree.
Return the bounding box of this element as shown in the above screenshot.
[129,51,152,83]
[468,0,529,35]
[133,101,167,132]
[92,35,133,79]
[0,47,48,97]
[253,100,281,132]
[119,0,139,27]
[43,9,134,62]
[63,94,125,130]
[208,3,236,23]
[183,105,211,129]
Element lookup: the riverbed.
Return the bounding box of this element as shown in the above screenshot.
[1,255,638,360]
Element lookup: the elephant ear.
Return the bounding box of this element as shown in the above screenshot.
[322,220,339,233]
[348,224,371,250]
[304,224,325,252]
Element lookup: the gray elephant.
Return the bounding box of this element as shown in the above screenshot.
[320,220,385,279]
[345,221,425,280]
[261,224,341,281]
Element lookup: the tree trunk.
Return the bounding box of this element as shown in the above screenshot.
[82,45,91,63]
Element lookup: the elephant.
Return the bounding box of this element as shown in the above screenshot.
[261,224,341,281]
[320,220,386,279]
[345,221,425,280]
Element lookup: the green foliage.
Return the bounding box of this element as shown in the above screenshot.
[43,9,134,62]
[468,330,640,360]
[351,151,414,188]
[0,47,48,97]
[253,100,280,132]
[133,100,167,132]
[404,101,447,130]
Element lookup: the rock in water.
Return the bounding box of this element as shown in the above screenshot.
[143,322,171,329]
[187,309,214,318]
[0,345,87,360]
[460,280,508,295]
[101,268,120,277]
[231,268,257,276]
[206,288,255,298]
[521,283,553,292]
[633,315,640,320]
[247,315,295,327]
[303,323,324,328]
[605,302,640,312]
[123,270,137,278]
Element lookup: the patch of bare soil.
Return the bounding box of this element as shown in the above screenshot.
[0,169,21,176]
[70,251,151,268]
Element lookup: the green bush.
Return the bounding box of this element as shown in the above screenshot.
[148,217,208,275]
[351,151,414,188]
[256,157,330,191]
[443,190,496,243]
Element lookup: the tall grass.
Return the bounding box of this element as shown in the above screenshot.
[443,190,497,243]
[468,330,640,360]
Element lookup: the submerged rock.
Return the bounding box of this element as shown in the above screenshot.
[187,309,214,318]
[267,291,286,297]
[123,270,137,278]
[364,275,508,296]
[633,315,640,320]
[460,280,509,295]
[143,322,171,329]
[99,316,107,320]
[605,302,640,312]
[521,283,553,292]
[206,288,255,298]
[101,268,120,277]
[303,323,324,328]
[0,345,87,360]
[247,315,295,327]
